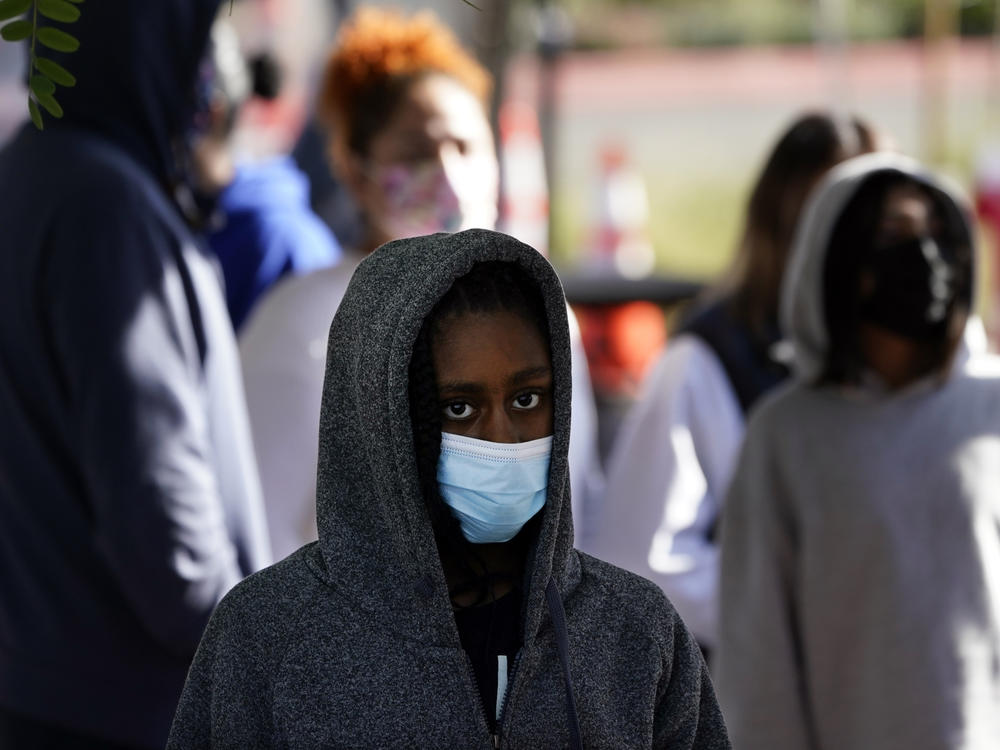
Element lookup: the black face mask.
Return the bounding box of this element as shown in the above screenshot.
[858,235,957,340]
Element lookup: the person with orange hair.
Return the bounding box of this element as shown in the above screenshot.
[237,8,603,562]
[316,6,499,251]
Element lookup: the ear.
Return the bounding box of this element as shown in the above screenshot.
[207,92,234,140]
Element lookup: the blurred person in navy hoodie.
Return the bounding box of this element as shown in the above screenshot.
[0,2,271,748]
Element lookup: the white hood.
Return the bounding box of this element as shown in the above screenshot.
[779,152,976,381]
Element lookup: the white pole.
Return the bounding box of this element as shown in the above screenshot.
[814,0,850,115]
[990,0,1000,130]
[922,0,958,165]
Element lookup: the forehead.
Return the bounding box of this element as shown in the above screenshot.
[877,181,939,236]
[431,310,550,380]
[881,182,933,214]
[369,74,491,157]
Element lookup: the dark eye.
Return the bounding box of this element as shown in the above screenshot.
[512,393,541,410]
[443,402,474,420]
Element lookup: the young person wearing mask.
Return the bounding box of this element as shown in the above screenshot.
[168,228,730,749]
[239,8,601,560]
[715,153,1000,749]
[590,113,877,652]
[0,2,270,747]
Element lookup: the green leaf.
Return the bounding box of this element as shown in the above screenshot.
[28,98,43,130]
[0,18,31,40]
[65,0,83,3]
[34,56,75,86]
[0,0,31,23]
[30,74,56,98]
[35,91,63,118]
[37,26,79,52]
[38,0,80,23]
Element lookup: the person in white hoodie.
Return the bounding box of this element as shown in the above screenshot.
[589,113,878,650]
[714,152,1000,750]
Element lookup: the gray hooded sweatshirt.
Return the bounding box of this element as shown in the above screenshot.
[167,229,731,749]
[714,153,1000,749]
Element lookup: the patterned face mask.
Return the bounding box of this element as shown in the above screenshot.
[372,158,498,240]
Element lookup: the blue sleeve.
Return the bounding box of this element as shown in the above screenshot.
[253,211,342,296]
[44,183,249,657]
[216,206,341,332]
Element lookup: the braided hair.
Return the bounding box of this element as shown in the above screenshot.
[408,261,549,604]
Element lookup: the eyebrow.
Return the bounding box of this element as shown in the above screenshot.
[437,381,487,396]
[510,365,552,385]
[438,366,552,394]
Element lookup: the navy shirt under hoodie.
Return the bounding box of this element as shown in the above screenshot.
[0,1,271,748]
[167,229,730,749]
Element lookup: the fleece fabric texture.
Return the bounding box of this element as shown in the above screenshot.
[168,228,731,749]
[714,154,1000,749]
[208,155,342,331]
[0,1,271,748]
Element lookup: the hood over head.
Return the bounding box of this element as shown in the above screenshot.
[38,0,221,182]
[780,152,976,382]
[314,228,576,646]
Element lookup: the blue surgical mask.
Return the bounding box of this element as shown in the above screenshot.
[437,432,552,544]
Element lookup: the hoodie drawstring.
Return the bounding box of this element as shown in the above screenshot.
[545,578,582,750]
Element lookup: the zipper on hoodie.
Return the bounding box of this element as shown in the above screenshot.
[495,649,522,736]
[465,648,523,749]
[463,653,496,748]
[493,649,525,749]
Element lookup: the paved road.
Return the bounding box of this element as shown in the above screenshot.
[505,39,1000,275]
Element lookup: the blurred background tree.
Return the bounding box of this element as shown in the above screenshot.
[557,0,996,50]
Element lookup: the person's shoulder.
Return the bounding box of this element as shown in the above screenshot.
[578,551,665,595]
[952,352,1000,410]
[662,332,718,367]
[57,130,164,199]
[239,261,359,367]
[253,261,357,323]
[36,131,186,250]
[743,377,811,433]
[640,333,727,400]
[3,128,167,217]
[210,543,326,642]
[575,552,685,641]
[961,351,1000,380]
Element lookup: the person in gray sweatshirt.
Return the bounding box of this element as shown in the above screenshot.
[167,228,731,748]
[714,152,1000,749]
